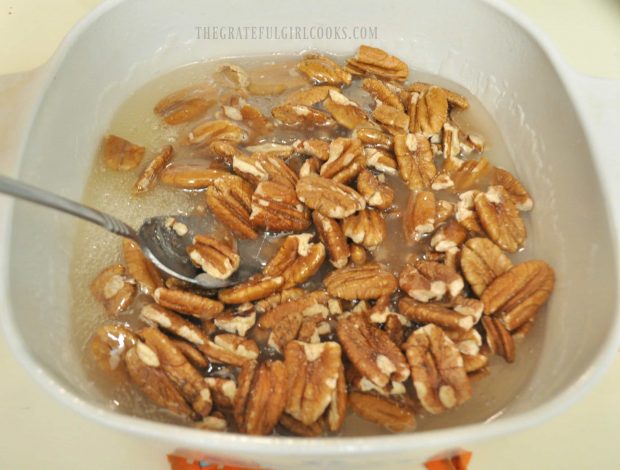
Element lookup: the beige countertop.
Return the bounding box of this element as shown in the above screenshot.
[0,1,619,469]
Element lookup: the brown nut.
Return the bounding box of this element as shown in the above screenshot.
[323,90,368,130]
[399,260,464,302]
[342,209,387,250]
[122,239,163,296]
[154,82,216,125]
[213,303,256,337]
[398,297,474,331]
[409,86,448,137]
[159,161,229,190]
[491,167,533,211]
[481,260,555,331]
[402,190,436,243]
[450,157,492,192]
[372,103,410,135]
[133,145,174,194]
[346,45,408,81]
[481,316,515,363]
[430,219,468,253]
[250,181,311,233]
[362,78,404,110]
[186,119,246,146]
[324,263,398,300]
[313,211,350,268]
[474,186,526,253]
[356,169,394,209]
[297,55,352,86]
[218,275,285,304]
[89,324,137,378]
[102,135,145,170]
[153,287,224,320]
[272,104,335,127]
[187,234,240,280]
[393,133,436,190]
[90,264,136,316]
[348,392,415,432]
[320,137,366,184]
[296,175,366,219]
[205,174,258,240]
[460,237,513,297]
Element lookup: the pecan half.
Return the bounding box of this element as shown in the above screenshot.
[481,260,555,331]
[297,55,352,86]
[319,137,366,184]
[430,219,467,253]
[372,103,410,134]
[455,190,484,233]
[313,211,350,268]
[481,316,515,363]
[491,167,533,211]
[154,83,216,125]
[362,78,403,110]
[186,119,246,146]
[204,377,237,409]
[200,333,259,366]
[160,161,229,190]
[285,86,335,106]
[233,152,298,188]
[337,313,409,388]
[284,341,343,425]
[187,234,240,280]
[133,145,174,194]
[404,324,472,414]
[296,175,366,219]
[222,96,273,133]
[205,174,257,239]
[409,86,448,136]
[122,239,163,296]
[234,360,288,435]
[140,303,208,347]
[323,90,368,130]
[398,297,474,331]
[399,260,463,302]
[250,181,311,232]
[90,264,136,316]
[324,263,398,300]
[346,45,408,81]
[460,237,513,297]
[102,135,145,170]
[356,127,394,149]
[342,209,387,249]
[348,392,415,432]
[356,169,394,209]
[218,275,284,304]
[125,342,195,418]
[450,157,492,192]
[402,190,436,242]
[272,104,335,127]
[279,414,324,437]
[364,147,398,175]
[293,138,331,161]
[153,287,224,320]
[214,303,256,337]
[474,186,526,252]
[89,324,137,378]
[408,82,469,109]
[215,63,250,88]
[393,133,436,190]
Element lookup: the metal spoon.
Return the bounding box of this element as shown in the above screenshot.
[0,175,264,289]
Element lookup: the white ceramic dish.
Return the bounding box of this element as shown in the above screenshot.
[1,0,619,468]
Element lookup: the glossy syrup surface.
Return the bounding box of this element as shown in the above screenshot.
[69,53,539,434]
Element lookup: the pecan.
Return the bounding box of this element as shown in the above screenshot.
[205,174,257,239]
[262,235,302,277]
[337,313,409,388]
[404,324,472,414]
[296,175,366,219]
[171,340,209,369]
[481,260,555,331]
[284,341,343,425]
[349,243,368,266]
[364,147,398,175]
[124,342,195,418]
[262,234,326,288]
[279,414,324,437]
[293,138,331,161]
[154,83,216,124]
[250,181,311,232]
[187,234,240,280]
[436,200,455,225]
[430,219,468,252]
[372,103,410,134]
[356,169,394,209]
[218,275,285,304]
[102,135,145,170]
[186,119,246,146]
[481,316,515,363]
[441,122,461,160]
[348,392,415,432]
[474,186,526,252]
[319,138,365,184]
[402,190,436,243]
[491,167,533,211]
[297,315,331,343]
[195,414,228,431]
[356,127,394,149]
[122,239,163,296]
[285,86,335,106]
[460,237,513,297]
[445,327,483,357]
[133,145,174,194]
[408,82,469,109]
[409,86,448,136]
[399,260,464,302]
[259,291,329,352]
[255,288,305,314]
[204,377,237,409]
[234,360,287,435]
[393,133,436,190]
[215,63,250,88]
[214,303,256,336]
[346,45,408,81]
[297,55,352,86]
[140,327,212,417]
[398,297,474,331]
[452,296,484,326]
[455,190,484,233]
[233,153,298,188]
[362,78,404,110]
[313,211,350,268]
[342,209,387,249]
[222,96,273,133]
[299,157,321,177]
[200,333,259,366]
[272,104,335,127]
[450,157,492,192]
[140,303,208,346]
[153,287,224,320]
[245,142,295,158]
[463,353,489,375]
[323,90,368,130]
[384,314,406,347]
[89,324,137,378]
[160,161,229,189]
[325,263,397,300]
[90,264,136,316]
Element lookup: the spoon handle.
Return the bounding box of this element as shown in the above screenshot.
[0,175,138,240]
